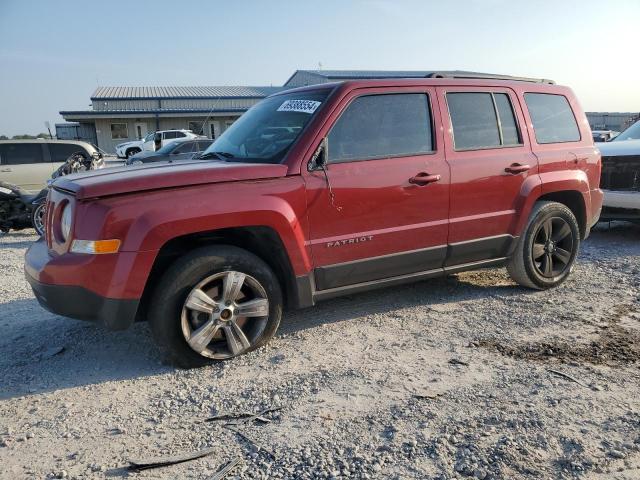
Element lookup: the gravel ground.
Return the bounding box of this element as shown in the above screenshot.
[0,223,639,480]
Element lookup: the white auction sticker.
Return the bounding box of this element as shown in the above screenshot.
[277,99,321,114]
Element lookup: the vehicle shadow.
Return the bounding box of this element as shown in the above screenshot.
[2,221,634,401]
[0,298,171,401]
[280,272,526,336]
[0,271,528,401]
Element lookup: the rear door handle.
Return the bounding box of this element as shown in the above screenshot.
[409,172,441,186]
[0,168,12,172]
[504,163,530,174]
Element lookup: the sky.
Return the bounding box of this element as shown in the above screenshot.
[0,0,639,136]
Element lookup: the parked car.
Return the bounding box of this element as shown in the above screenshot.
[126,139,213,165]
[115,132,154,159]
[0,139,104,191]
[143,129,206,153]
[26,73,602,367]
[591,129,619,142]
[597,120,640,222]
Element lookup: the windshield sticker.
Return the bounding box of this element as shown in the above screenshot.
[277,99,321,114]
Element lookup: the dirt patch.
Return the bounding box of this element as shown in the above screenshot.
[477,302,640,365]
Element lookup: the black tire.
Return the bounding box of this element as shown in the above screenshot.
[126,148,141,159]
[507,201,580,290]
[31,203,46,237]
[148,245,283,368]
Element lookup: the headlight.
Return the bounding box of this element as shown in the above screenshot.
[60,203,73,241]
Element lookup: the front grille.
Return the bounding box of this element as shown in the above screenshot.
[601,155,640,191]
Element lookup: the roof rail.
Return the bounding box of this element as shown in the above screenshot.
[427,71,555,84]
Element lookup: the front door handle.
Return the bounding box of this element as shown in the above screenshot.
[504,163,531,174]
[0,168,12,172]
[409,172,441,186]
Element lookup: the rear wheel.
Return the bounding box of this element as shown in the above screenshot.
[507,201,580,289]
[149,245,282,368]
[31,203,46,236]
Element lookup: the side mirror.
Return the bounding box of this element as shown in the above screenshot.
[308,137,328,171]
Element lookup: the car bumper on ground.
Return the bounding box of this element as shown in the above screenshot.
[603,189,640,210]
[601,189,640,222]
[24,237,141,330]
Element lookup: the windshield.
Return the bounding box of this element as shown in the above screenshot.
[144,132,155,142]
[613,120,640,141]
[202,90,330,163]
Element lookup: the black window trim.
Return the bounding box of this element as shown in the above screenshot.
[326,91,437,165]
[523,92,582,145]
[446,90,524,153]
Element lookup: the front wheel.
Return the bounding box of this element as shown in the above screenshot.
[148,245,283,368]
[126,148,141,159]
[507,201,580,289]
[31,203,46,236]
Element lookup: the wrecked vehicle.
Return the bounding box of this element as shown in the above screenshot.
[598,120,640,222]
[25,72,602,367]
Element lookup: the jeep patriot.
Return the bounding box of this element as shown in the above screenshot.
[25,72,603,367]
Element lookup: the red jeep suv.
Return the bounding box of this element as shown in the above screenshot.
[25,72,603,367]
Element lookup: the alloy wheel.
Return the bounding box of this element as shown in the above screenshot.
[532,217,574,278]
[33,204,46,236]
[180,271,269,359]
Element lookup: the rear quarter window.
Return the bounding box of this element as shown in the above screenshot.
[524,93,580,144]
[0,143,45,165]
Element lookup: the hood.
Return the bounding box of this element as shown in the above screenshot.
[53,160,289,200]
[597,139,640,157]
[117,140,140,148]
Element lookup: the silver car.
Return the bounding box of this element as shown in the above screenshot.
[0,140,104,191]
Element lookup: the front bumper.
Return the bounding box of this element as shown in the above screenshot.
[24,237,143,330]
[26,270,139,330]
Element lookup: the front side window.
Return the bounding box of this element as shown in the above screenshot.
[328,93,433,163]
[110,123,128,140]
[0,143,45,165]
[524,93,580,144]
[203,90,330,163]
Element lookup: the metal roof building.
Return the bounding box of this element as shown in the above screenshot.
[61,69,557,152]
[61,85,285,152]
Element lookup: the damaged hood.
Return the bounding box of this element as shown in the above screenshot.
[597,139,640,157]
[53,160,289,199]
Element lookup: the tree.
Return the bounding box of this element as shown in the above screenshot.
[0,135,8,140]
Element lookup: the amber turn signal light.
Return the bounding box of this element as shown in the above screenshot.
[70,239,121,254]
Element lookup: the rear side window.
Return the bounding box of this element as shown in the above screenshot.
[49,143,87,162]
[494,94,520,146]
[164,131,178,139]
[0,143,45,165]
[447,92,521,150]
[196,140,213,151]
[173,142,195,154]
[524,93,580,144]
[328,93,433,163]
